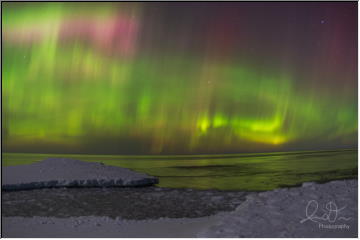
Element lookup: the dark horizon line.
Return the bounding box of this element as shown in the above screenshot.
[2,147,357,157]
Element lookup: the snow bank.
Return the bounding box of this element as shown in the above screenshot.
[198,179,357,237]
[2,158,158,190]
[2,215,219,237]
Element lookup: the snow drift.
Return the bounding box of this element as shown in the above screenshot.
[3,158,158,190]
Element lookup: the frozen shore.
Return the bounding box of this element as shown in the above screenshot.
[2,179,357,237]
[3,158,158,190]
[198,179,357,237]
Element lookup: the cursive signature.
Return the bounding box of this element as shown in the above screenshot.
[300,200,351,224]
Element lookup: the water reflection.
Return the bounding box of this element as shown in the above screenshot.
[3,149,357,191]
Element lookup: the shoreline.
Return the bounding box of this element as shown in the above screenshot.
[2,179,357,237]
[3,186,248,220]
[2,174,357,192]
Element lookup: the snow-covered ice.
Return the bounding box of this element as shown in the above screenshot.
[2,158,158,190]
[2,215,220,237]
[198,179,357,237]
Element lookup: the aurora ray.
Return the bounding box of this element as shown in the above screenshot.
[2,2,357,154]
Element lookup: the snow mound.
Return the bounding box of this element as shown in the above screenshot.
[197,179,357,237]
[3,158,158,190]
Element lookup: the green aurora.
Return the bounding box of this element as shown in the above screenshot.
[2,3,357,154]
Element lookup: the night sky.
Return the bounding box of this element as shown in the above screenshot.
[2,2,357,154]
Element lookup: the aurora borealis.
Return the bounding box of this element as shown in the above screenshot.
[2,2,357,154]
